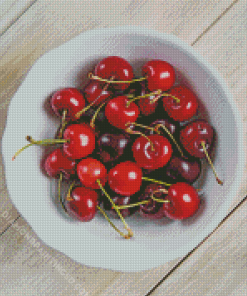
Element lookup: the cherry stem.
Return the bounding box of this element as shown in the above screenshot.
[151,189,170,203]
[115,200,151,209]
[58,109,68,139]
[142,176,171,187]
[88,72,147,84]
[96,205,132,239]
[126,89,162,107]
[58,173,67,212]
[90,102,106,129]
[125,122,155,152]
[66,180,76,202]
[75,77,113,120]
[12,136,69,160]
[155,124,184,157]
[201,141,223,185]
[151,92,180,104]
[75,100,96,119]
[96,179,133,239]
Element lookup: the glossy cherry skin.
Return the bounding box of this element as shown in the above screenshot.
[97,133,130,163]
[101,195,138,218]
[77,158,107,189]
[83,81,112,106]
[149,119,179,136]
[165,156,201,184]
[180,119,214,158]
[132,134,173,170]
[63,123,95,159]
[108,161,143,196]
[94,56,134,90]
[105,96,140,130]
[142,60,175,92]
[44,148,76,179]
[137,83,159,116]
[139,184,167,219]
[163,182,200,220]
[163,86,198,122]
[66,187,98,222]
[51,88,86,120]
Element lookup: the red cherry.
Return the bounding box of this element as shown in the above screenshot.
[163,86,198,121]
[132,134,173,170]
[108,161,142,196]
[94,56,134,90]
[63,123,95,159]
[77,158,107,189]
[137,83,159,116]
[180,119,214,158]
[66,187,98,222]
[83,81,112,106]
[44,148,76,179]
[51,88,86,120]
[138,184,167,219]
[142,60,175,92]
[105,96,140,130]
[162,182,200,219]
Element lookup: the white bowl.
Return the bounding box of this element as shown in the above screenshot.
[2,26,245,272]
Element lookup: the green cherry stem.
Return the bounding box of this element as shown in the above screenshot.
[142,176,172,187]
[12,136,69,160]
[75,100,96,119]
[90,102,106,128]
[125,122,155,152]
[96,179,133,239]
[96,205,133,239]
[57,109,68,139]
[58,173,66,210]
[115,200,150,210]
[88,72,147,84]
[126,89,162,107]
[201,141,223,185]
[151,189,170,203]
[154,124,184,157]
[151,92,180,104]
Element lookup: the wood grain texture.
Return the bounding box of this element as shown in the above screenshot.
[0,0,36,35]
[0,0,245,296]
[150,196,247,296]
[149,1,247,294]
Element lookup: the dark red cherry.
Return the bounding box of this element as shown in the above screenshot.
[108,161,142,196]
[51,88,86,120]
[137,84,159,116]
[97,133,130,163]
[94,56,134,90]
[102,195,138,218]
[180,119,214,158]
[83,81,112,106]
[149,119,178,136]
[44,148,76,179]
[142,60,175,92]
[139,184,167,219]
[105,96,140,130]
[132,134,172,170]
[77,158,107,189]
[63,123,95,159]
[165,156,201,184]
[163,182,200,220]
[163,86,198,122]
[66,187,98,222]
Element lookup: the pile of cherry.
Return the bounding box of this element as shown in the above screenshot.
[13,56,223,239]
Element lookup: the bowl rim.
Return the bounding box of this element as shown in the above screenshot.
[2,25,245,272]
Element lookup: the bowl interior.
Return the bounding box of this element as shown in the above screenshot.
[2,27,242,271]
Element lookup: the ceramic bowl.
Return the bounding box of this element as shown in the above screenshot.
[2,26,245,272]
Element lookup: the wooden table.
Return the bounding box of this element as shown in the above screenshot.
[0,1,247,295]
